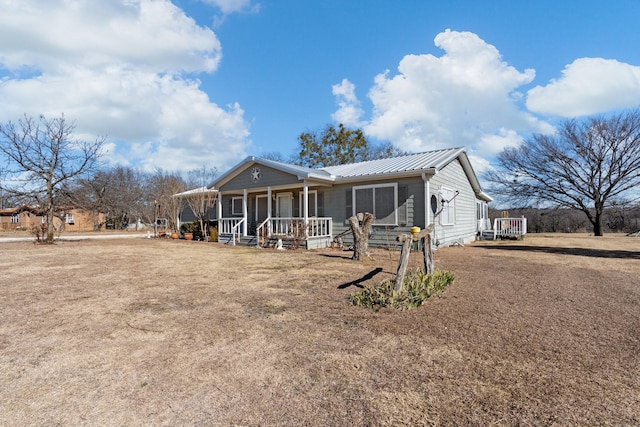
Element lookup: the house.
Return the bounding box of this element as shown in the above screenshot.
[0,206,104,232]
[211,147,495,249]
[0,206,43,231]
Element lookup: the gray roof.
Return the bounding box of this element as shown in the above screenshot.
[321,147,465,178]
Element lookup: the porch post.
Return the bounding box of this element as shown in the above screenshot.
[422,173,431,227]
[217,191,223,222]
[303,182,309,238]
[243,189,248,237]
[267,186,272,236]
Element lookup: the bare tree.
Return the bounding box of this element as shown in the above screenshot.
[485,110,640,236]
[184,166,218,241]
[146,169,187,233]
[0,114,104,243]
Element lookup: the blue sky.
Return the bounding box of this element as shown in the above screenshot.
[1,0,639,177]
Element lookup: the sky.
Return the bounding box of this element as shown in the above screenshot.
[1,0,640,179]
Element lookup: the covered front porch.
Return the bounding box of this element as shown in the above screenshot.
[216,185,333,249]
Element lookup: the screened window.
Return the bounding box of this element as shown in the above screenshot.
[352,183,397,225]
[65,213,75,224]
[440,186,456,225]
[231,197,243,216]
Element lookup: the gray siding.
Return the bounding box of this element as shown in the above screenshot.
[219,164,301,192]
[429,158,477,245]
[324,177,425,249]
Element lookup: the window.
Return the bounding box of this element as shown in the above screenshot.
[352,183,397,225]
[439,186,456,225]
[10,214,19,223]
[65,213,75,224]
[231,197,243,216]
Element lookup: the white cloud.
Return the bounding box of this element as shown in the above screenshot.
[331,78,364,127]
[526,58,640,117]
[334,29,550,158]
[0,0,221,73]
[0,0,251,172]
[200,0,260,15]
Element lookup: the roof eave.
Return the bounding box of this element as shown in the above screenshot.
[333,168,438,183]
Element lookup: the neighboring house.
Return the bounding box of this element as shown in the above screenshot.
[62,207,106,232]
[0,206,43,231]
[0,206,104,232]
[211,147,493,249]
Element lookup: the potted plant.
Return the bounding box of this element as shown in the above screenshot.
[180,222,196,240]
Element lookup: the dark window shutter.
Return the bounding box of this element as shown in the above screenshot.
[317,192,324,217]
[398,184,409,226]
[293,193,299,217]
[345,189,352,219]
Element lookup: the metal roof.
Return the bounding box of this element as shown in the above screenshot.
[172,186,218,198]
[321,147,465,178]
[211,147,491,201]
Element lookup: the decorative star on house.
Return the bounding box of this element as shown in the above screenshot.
[251,167,261,182]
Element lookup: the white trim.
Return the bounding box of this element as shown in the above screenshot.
[276,192,293,217]
[352,182,398,226]
[231,196,243,216]
[439,186,455,226]
[243,189,248,237]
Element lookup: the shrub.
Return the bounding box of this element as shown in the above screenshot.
[350,269,455,310]
[209,226,218,242]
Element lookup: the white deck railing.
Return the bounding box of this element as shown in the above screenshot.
[493,217,527,239]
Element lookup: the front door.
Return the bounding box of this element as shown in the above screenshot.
[256,195,268,223]
[276,193,292,218]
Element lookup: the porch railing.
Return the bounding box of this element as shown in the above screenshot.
[219,218,243,235]
[221,217,333,246]
[493,217,527,239]
[476,218,492,232]
[256,217,333,246]
[231,218,246,246]
[255,216,271,248]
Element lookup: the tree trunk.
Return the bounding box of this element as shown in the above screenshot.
[348,212,375,261]
[593,211,603,236]
[422,233,434,274]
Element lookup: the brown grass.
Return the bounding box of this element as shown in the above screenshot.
[1,233,639,426]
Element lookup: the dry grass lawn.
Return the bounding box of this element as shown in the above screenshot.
[1,233,639,426]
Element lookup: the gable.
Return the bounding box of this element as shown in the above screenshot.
[218,163,302,192]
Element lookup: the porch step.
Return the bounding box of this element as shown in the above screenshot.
[218,234,258,246]
[479,231,496,240]
[218,233,308,249]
